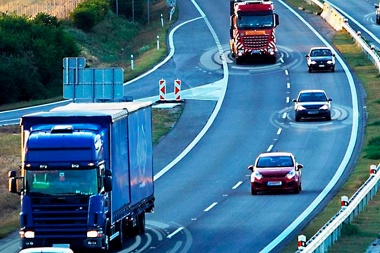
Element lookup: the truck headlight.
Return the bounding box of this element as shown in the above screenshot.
[87,230,101,238]
[20,231,35,238]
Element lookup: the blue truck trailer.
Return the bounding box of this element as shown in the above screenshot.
[8,102,155,251]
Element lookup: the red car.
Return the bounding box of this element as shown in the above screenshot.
[248,152,303,195]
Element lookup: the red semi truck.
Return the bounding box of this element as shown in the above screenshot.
[229,0,279,64]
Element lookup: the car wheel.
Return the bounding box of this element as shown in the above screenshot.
[308,67,312,73]
[294,185,301,194]
[326,114,331,121]
[251,187,257,195]
[331,66,335,72]
[295,115,301,122]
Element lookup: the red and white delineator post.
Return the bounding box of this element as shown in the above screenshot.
[174,79,181,101]
[297,235,306,250]
[341,196,349,210]
[159,79,166,101]
[158,78,182,101]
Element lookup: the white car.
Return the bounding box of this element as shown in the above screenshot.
[19,247,74,253]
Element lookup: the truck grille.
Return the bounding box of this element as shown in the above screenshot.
[31,196,89,239]
[243,35,269,49]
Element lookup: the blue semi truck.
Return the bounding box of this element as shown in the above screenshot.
[8,102,155,251]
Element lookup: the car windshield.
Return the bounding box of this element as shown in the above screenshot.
[298,92,327,102]
[257,156,294,168]
[310,49,332,57]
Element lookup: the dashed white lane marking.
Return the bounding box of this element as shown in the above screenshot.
[204,202,218,212]
[232,181,243,189]
[167,227,184,239]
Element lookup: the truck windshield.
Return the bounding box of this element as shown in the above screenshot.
[237,13,274,29]
[25,169,98,196]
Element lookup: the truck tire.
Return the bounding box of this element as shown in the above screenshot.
[269,55,276,64]
[102,222,110,252]
[137,212,146,234]
[112,221,124,249]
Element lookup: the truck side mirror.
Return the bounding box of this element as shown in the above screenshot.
[105,170,112,177]
[104,177,112,192]
[8,171,22,195]
[8,170,16,178]
[9,177,17,193]
[274,13,279,27]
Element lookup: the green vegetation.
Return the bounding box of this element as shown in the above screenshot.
[0,13,80,105]
[70,0,110,31]
[281,1,380,252]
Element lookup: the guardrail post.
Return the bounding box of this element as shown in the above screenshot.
[370,164,377,175]
[298,235,306,250]
[341,196,349,210]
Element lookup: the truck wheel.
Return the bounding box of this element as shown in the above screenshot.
[269,56,276,64]
[235,57,242,65]
[137,212,146,234]
[102,223,110,252]
[112,221,124,249]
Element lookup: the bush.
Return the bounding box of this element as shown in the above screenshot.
[70,0,110,31]
[0,13,80,105]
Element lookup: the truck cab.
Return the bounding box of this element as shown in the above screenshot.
[376,2,380,24]
[229,0,279,64]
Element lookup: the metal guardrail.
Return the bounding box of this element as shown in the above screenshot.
[296,164,380,252]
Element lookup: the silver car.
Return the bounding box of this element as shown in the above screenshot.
[306,47,335,72]
[293,89,332,122]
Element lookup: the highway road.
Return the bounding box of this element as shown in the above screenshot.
[0,0,367,252]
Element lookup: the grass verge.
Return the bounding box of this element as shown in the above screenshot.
[281,1,380,252]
